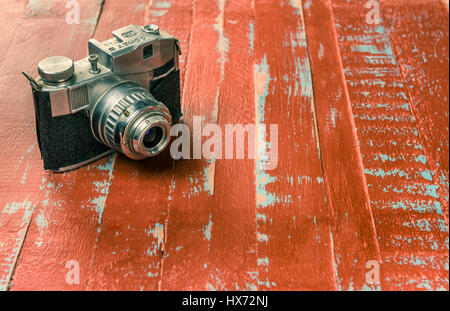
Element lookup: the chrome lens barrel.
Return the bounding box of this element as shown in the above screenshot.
[90,77,171,159]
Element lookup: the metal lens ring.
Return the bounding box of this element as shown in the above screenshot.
[90,78,172,159]
[129,112,171,157]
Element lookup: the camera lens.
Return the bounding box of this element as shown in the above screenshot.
[143,127,164,149]
[90,77,172,159]
[128,113,171,157]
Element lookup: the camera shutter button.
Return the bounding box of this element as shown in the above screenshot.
[38,56,74,83]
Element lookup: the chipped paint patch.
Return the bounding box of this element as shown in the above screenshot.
[150,9,167,17]
[134,2,146,12]
[329,107,341,128]
[36,212,48,231]
[25,0,56,16]
[87,155,115,224]
[294,57,313,98]
[146,223,165,249]
[148,0,172,17]
[203,215,212,241]
[214,0,230,79]
[248,21,254,52]
[154,0,171,8]
[203,160,215,195]
[257,257,269,266]
[255,55,276,208]
[254,54,276,290]
[256,232,268,243]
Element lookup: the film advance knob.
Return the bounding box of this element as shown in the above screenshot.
[38,56,74,83]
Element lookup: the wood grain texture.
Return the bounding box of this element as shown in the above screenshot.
[302,0,381,290]
[381,0,449,228]
[252,0,335,290]
[0,0,111,291]
[158,0,223,290]
[0,0,46,290]
[205,0,257,290]
[331,0,449,290]
[0,0,447,291]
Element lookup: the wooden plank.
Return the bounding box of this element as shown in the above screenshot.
[1,0,110,290]
[381,0,449,228]
[331,0,449,290]
[204,0,258,290]
[0,0,27,62]
[81,0,195,290]
[0,0,42,291]
[251,0,336,290]
[158,0,223,290]
[302,0,381,290]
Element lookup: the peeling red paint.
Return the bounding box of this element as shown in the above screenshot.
[0,0,447,291]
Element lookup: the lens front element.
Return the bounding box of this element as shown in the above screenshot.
[143,127,164,149]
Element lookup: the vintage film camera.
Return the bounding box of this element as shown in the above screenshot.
[23,24,182,172]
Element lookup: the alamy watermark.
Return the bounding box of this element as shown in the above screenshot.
[65,0,80,25]
[65,260,80,285]
[170,116,279,170]
[365,0,381,25]
[365,260,381,286]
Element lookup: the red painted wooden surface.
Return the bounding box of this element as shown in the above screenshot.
[0,0,109,291]
[331,0,449,290]
[303,0,382,290]
[0,0,448,291]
